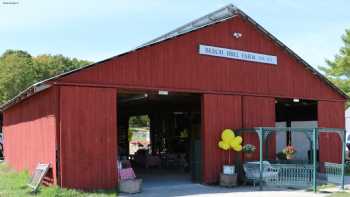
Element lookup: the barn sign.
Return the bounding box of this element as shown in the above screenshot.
[199,44,277,65]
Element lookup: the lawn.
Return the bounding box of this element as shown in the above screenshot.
[329,192,350,197]
[0,162,118,197]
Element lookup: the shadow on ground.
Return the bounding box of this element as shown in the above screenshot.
[119,168,328,197]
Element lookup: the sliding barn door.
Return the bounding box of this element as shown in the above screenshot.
[202,94,242,184]
[59,86,117,189]
[242,96,275,160]
[318,101,345,163]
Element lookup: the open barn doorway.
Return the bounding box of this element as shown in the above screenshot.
[117,90,202,187]
[275,98,318,162]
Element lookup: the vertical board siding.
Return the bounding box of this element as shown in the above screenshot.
[202,94,242,184]
[2,10,347,191]
[58,15,343,101]
[318,101,345,163]
[60,86,117,189]
[3,87,58,184]
[242,96,276,160]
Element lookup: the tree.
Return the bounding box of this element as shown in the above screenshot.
[0,50,92,105]
[319,29,350,102]
[129,115,150,128]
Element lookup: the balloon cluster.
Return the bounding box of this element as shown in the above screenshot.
[218,129,243,152]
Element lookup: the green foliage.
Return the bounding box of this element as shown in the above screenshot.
[319,29,350,104]
[0,50,92,105]
[0,162,117,196]
[242,144,256,153]
[276,152,287,160]
[328,192,350,197]
[129,115,150,128]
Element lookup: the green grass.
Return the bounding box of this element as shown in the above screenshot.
[0,162,118,197]
[328,192,350,197]
[318,184,337,190]
[305,183,337,192]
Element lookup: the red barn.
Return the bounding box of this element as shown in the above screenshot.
[1,4,347,189]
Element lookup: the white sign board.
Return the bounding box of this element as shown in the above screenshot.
[199,44,277,65]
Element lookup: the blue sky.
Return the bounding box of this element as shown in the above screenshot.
[0,0,349,69]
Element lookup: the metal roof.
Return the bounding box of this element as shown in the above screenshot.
[137,5,238,48]
[0,4,348,111]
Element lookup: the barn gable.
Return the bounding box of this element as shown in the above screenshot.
[1,4,347,111]
[53,5,345,101]
[1,4,347,190]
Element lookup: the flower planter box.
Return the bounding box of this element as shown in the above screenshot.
[119,179,142,194]
[220,173,237,187]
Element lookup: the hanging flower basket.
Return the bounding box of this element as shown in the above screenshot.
[242,144,256,160]
[286,154,294,160]
[282,145,296,160]
[245,152,254,159]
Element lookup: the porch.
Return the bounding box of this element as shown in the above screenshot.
[237,127,346,192]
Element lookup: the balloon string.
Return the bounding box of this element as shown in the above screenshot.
[229,150,231,165]
[221,151,226,163]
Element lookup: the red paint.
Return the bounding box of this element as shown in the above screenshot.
[202,94,242,184]
[242,96,276,161]
[59,86,117,189]
[58,15,343,101]
[3,87,59,184]
[2,13,347,190]
[318,101,345,163]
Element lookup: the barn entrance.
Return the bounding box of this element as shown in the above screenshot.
[117,90,202,187]
[275,98,318,162]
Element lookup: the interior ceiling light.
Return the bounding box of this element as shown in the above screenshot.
[293,98,300,103]
[158,90,168,95]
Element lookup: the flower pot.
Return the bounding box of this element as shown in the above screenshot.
[286,154,294,160]
[245,152,254,160]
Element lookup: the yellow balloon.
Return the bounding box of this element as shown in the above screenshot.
[230,140,237,148]
[221,129,235,142]
[223,143,230,150]
[233,145,243,152]
[218,141,224,149]
[228,135,243,152]
[234,136,243,144]
[218,141,228,150]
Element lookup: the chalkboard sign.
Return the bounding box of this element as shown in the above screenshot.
[27,163,50,192]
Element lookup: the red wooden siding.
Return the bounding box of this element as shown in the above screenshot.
[318,101,345,163]
[59,86,117,189]
[58,15,343,101]
[242,96,276,160]
[202,94,242,184]
[1,8,347,191]
[3,87,58,184]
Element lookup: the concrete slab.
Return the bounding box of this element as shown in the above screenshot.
[120,168,331,197]
[119,184,329,197]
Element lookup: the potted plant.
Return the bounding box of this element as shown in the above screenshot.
[242,144,256,159]
[276,151,287,160]
[282,145,296,160]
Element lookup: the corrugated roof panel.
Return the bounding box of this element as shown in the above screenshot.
[137,4,238,48]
